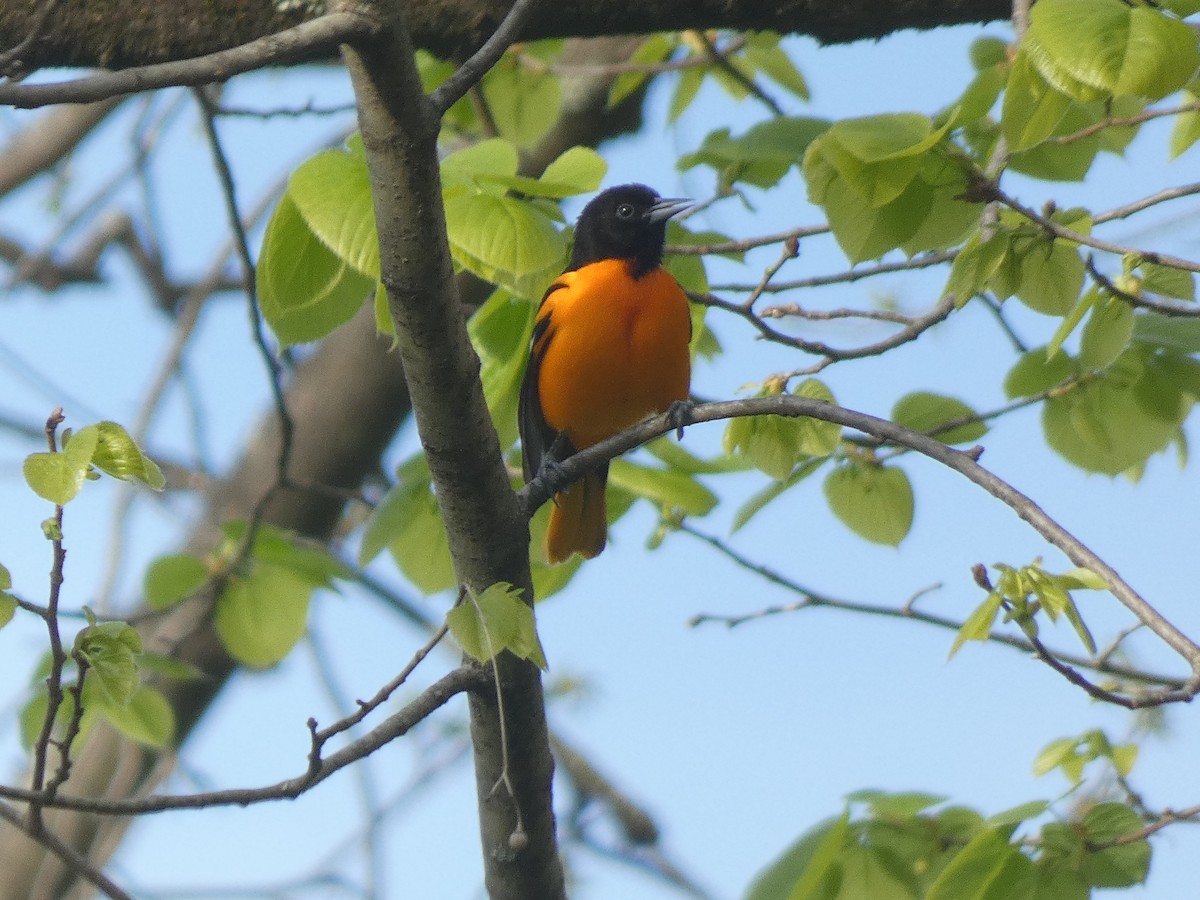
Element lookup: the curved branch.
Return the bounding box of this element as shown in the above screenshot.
[428,0,542,113]
[518,397,1200,685]
[681,524,1188,692]
[0,666,486,815]
[0,801,130,900]
[0,12,377,109]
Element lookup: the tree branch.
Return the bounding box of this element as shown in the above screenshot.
[428,0,542,113]
[337,0,561,895]
[0,0,1012,74]
[518,397,1200,693]
[0,666,487,815]
[0,12,377,108]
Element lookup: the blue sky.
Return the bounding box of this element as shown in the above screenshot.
[2,19,1199,900]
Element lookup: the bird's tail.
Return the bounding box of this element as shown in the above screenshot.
[545,469,607,564]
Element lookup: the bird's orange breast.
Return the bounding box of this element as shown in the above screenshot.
[534,258,691,450]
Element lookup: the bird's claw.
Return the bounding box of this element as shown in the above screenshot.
[666,399,695,440]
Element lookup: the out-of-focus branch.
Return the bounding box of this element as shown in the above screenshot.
[0,98,122,197]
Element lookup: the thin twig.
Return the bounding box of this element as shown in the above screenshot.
[690,29,782,116]
[679,525,1185,692]
[1089,803,1200,849]
[667,225,829,256]
[741,235,799,310]
[713,250,955,294]
[313,624,449,746]
[1053,101,1200,146]
[1085,255,1200,318]
[0,667,487,814]
[988,183,1200,273]
[0,800,133,900]
[192,87,295,555]
[27,408,69,833]
[428,0,543,113]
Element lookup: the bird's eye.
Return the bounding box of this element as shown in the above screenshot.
[615,203,636,219]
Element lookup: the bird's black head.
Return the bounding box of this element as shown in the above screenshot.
[567,183,690,277]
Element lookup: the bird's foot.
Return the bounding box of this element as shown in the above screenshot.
[665,399,695,440]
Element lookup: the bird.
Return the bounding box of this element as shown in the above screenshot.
[519,183,693,564]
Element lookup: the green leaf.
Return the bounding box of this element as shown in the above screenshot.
[143,554,208,610]
[440,138,520,189]
[849,790,947,819]
[808,113,952,211]
[925,826,1029,900]
[745,813,848,900]
[75,621,143,709]
[787,811,851,900]
[287,143,379,277]
[20,686,87,751]
[608,34,674,109]
[447,583,547,669]
[823,463,914,546]
[837,843,920,900]
[731,457,828,533]
[100,684,174,748]
[1026,0,1200,102]
[1014,241,1084,316]
[220,521,351,589]
[743,32,810,100]
[669,66,705,122]
[1001,50,1073,151]
[470,289,535,449]
[1111,742,1138,778]
[1004,347,1074,398]
[1033,737,1080,777]
[724,382,839,481]
[1007,100,1103,181]
[892,392,987,445]
[792,380,842,456]
[0,590,16,630]
[1046,290,1097,359]
[1133,312,1200,353]
[215,565,312,668]
[945,232,1009,307]
[1043,351,1185,475]
[89,421,165,490]
[1079,296,1134,370]
[23,425,99,506]
[948,591,1003,659]
[607,459,717,517]
[537,146,608,196]
[257,194,375,345]
[1079,803,1151,887]
[444,193,566,299]
[1170,104,1200,159]
[137,652,204,682]
[358,455,456,595]
[1139,262,1195,301]
[481,55,562,148]
[970,37,1009,71]
[679,117,830,190]
[987,800,1050,828]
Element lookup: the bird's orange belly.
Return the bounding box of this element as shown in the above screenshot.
[536,262,691,450]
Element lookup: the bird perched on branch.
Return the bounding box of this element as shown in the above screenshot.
[519,183,693,563]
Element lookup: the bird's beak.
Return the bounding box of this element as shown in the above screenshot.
[646,197,692,223]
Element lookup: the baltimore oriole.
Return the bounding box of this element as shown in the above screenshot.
[519,184,693,563]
